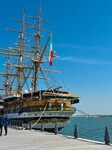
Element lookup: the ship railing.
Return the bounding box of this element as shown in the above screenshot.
[4,107,74,114]
[46,107,73,111]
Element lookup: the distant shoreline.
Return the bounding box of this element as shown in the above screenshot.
[72,114,112,117]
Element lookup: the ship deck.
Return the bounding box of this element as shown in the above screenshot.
[0,128,111,150]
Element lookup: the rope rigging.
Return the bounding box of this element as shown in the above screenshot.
[76,108,112,126]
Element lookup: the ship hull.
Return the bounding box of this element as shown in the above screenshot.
[5,110,74,132]
[23,122,65,132]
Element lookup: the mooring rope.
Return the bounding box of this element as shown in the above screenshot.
[31,103,47,128]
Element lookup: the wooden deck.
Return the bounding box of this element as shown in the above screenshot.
[0,128,111,150]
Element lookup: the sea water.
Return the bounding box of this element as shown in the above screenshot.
[59,116,112,143]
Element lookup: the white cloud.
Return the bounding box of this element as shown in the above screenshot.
[60,56,112,65]
[56,44,110,51]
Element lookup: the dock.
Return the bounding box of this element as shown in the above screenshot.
[0,128,112,150]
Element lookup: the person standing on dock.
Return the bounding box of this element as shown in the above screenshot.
[3,115,9,135]
[0,115,3,136]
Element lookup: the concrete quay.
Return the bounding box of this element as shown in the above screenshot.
[0,128,111,150]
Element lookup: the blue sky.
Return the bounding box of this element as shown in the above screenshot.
[0,0,112,114]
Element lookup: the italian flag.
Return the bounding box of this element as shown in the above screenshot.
[49,35,54,66]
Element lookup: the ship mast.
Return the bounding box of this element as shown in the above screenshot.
[33,3,41,92]
[5,42,11,95]
[0,3,61,96]
[17,9,25,94]
[29,1,51,92]
[0,9,26,96]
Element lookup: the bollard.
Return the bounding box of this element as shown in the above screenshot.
[41,123,44,132]
[16,122,18,129]
[9,121,11,128]
[104,126,110,145]
[54,123,58,135]
[21,122,23,129]
[19,122,21,128]
[29,122,32,130]
[18,122,21,129]
[74,124,78,138]
[16,121,19,129]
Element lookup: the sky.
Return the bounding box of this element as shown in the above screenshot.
[0,0,112,114]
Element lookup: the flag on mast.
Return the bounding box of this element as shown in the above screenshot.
[49,35,54,66]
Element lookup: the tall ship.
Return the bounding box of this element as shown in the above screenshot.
[0,3,80,131]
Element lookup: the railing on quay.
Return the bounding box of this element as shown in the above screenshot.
[9,121,112,145]
[74,124,112,145]
[59,123,112,145]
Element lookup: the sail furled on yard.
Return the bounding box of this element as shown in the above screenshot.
[49,35,54,66]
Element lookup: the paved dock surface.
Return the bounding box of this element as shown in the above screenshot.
[0,128,111,150]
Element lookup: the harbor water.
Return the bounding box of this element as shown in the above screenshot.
[59,116,112,143]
